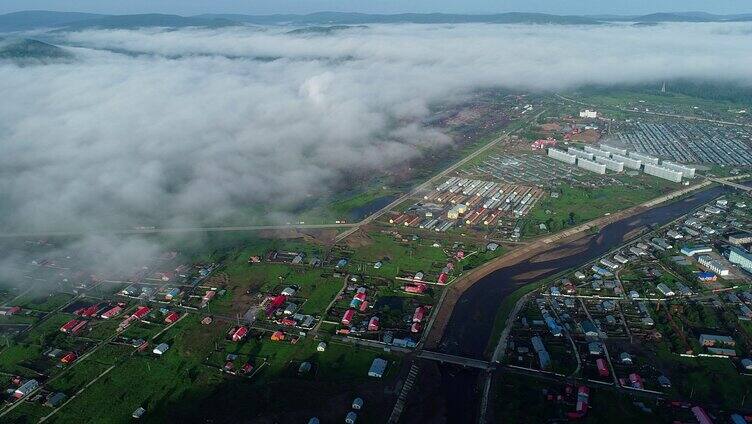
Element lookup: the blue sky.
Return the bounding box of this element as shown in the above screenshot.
[0,0,750,15]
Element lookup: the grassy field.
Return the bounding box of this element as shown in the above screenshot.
[569,89,750,121]
[330,187,397,216]
[45,315,225,424]
[522,175,677,238]
[350,232,450,279]
[654,347,752,409]
[36,315,400,423]
[0,343,43,376]
[15,293,74,313]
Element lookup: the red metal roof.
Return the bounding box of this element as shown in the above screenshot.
[368,316,380,331]
[61,352,77,364]
[341,308,355,325]
[164,311,180,324]
[132,306,150,319]
[596,358,608,377]
[60,319,80,332]
[412,306,426,323]
[101,305,122,319]
[359,301,369,312]
[232,326,248,342]
[70,320,87,334]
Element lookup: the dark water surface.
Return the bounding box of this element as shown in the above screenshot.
[432,185,727,422]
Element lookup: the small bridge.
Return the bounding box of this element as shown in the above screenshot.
[417,350,494,370]
[708,177,752,193]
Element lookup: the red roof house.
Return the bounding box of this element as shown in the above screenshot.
[232,326,248,342]
[342,308,355,325]
[100,305,123,319]
[132,306,150,319]
[404,283,427,294]
[164,311,180,324]
[368,316,380,331]
[412,306,427,323]
[596,358,609,377]
[70,320,87,335]
[61,352,77,364]
[60,319,80,333]
[270,331,285,341]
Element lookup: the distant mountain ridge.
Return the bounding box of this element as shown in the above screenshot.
[0,37,72,63]
[1,10,751,32]
[198,11,601,25]
[0,11,102,31]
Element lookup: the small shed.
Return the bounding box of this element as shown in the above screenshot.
[368,358,387,378]
[658,375,672,388]
[153,343,169,355]
[132,407,146,419]
[45,392,67,407]
[742,358,752,371]
[345,411,357,424]
[298,362,312,374]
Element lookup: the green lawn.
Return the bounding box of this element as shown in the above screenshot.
[15,293,74,313]
[45,315,401,423]
[0,343,42,376]
[523,175,676,237]
[47,316,224,424]
[350,232,449,279]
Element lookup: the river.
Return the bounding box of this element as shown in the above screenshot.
[418,184,729,423]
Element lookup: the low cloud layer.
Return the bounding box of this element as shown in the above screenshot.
[1,22,751,255]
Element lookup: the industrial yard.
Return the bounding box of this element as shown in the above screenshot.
[386,177,543,236]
